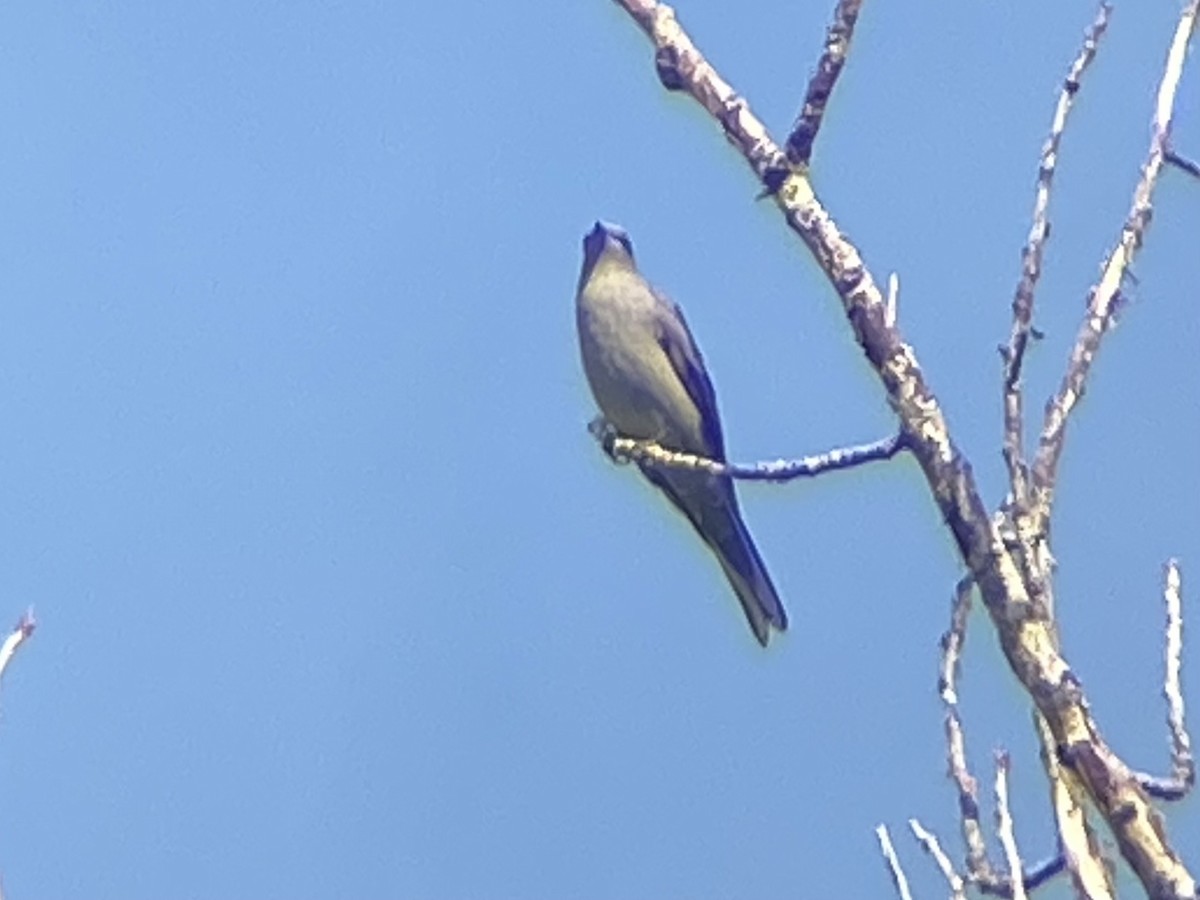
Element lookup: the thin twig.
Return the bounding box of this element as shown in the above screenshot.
[1030,0,1198,521]
[784,0,864,168]
[940,581,1064,898]
[1162,560,1194,789]
[1001,3,1111,507]
[977,857,1065,898]
[1165,148,1200,178]
[940,578,993,879]
[876,824,915,900]
[1136,559,1195,800]
[909,819,966,900]
[994,753,1028,900]
[0,608,35,680]
[885,272,899,328]
[589,419,906,482]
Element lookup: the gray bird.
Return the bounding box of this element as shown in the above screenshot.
[575,221,787,646]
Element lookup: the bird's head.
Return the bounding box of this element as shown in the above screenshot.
[581,220,636,283]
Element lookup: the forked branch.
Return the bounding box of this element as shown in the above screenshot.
[608,0,1198,893]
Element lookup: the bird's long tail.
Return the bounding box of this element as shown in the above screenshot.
[707,510,788,647]
[643,466,788,647]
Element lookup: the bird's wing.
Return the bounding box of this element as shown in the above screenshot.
[652,289,726,460]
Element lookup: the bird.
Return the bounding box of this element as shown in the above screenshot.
[575,220,787,646]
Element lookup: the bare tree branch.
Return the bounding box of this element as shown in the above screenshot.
[0,609,35,681]
[939,580,1067,898]
[610,5,1047,701]
[1002,3,1111,508]
[994,752,1028,900]
[939,578,993,879]
[784,0,864,168]
[1030,2,1197,523]
[1035,713,1114,898]
[609,0,1198,893]
[1018,9,1200,873]
[1165,148,1200,178]
[1136,559,1195,800]
[909,819,966,900]
[1162,560,1194,790]
[588,418,905,481]
[876,824,915,900]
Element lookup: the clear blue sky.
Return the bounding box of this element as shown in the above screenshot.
[0,1,1197,897]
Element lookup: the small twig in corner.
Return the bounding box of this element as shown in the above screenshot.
[0,608,35,681]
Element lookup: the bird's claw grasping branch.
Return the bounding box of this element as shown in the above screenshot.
[588,418,907,482]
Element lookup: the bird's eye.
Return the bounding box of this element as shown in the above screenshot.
[614,231,633,256]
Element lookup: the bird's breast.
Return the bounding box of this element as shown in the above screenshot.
[577,281,705,451]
